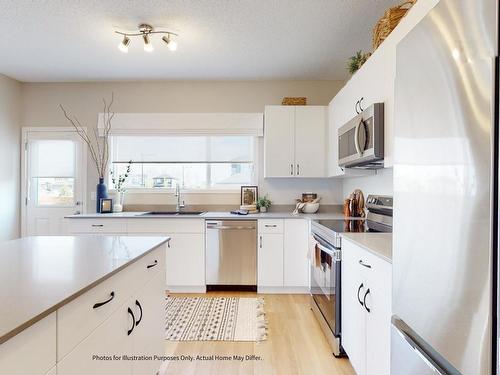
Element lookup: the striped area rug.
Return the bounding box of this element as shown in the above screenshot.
[165,296,267,342]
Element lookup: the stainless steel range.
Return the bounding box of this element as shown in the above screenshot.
[310,195,393,357]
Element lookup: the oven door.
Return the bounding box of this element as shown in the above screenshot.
[310,234,341,337]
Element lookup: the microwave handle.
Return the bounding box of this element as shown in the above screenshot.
[354,119,363,156]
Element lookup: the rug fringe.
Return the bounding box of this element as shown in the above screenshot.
[256,298,268,342]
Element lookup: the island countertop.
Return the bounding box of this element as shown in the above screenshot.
[0,235,169,345]
[340,232,393,263]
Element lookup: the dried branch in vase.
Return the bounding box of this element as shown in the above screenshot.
[59,93,115,179]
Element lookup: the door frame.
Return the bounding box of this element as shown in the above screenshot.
[21,127,88,236]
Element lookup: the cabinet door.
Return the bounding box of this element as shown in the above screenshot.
[264,106,295,177]
[294,106,326,177]
[283,219,309,287]
[0,313,56,375]
[341,240,366,375]
[365,259,392,375]
[258,233,284,287]
[166,233,205,287]
[57,301,133,375]
[132,272,164,375]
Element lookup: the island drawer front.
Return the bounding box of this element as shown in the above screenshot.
[57,245,165,361]
[127,218,204,234]
[0,313,56,375]
[258,219,284,234]
[67,219,127,234]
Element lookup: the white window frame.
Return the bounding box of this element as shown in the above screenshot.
[107,134,259,193]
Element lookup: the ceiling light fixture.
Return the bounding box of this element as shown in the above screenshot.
[118,35,130,53]
[115,23,178,53]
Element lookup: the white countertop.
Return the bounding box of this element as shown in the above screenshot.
[341,233,393,263]
[0,236,168,344]
[65,211,352,220]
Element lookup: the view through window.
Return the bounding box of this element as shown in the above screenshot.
[109,135,255,190]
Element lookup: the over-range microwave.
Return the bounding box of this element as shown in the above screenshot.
[338,103,384,169]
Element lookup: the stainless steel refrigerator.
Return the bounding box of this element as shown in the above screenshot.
[392,0,498,374]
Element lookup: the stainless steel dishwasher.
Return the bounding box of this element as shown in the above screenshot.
[205,220,257,291]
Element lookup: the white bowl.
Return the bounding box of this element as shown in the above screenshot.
[302,202,320,214]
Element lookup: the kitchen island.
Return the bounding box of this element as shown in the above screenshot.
[0,235,168,375]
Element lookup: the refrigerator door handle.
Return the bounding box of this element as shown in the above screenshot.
[392,319,447,375]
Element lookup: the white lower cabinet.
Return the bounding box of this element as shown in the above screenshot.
[258,219,309,292]
[341,239,391,375]
[165,233,205,290]
[0,313,56,375]
[57,245,166,375]
[258,233,284,288]
[283,219,309,288]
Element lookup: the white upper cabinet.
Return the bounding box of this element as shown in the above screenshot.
[264,105,327,178]
[328,0,439,175]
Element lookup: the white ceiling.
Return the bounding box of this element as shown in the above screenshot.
[0,0,399,82]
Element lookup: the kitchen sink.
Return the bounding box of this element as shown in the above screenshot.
[139,211,205,216]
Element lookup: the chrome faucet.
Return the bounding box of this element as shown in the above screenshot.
[175,181,185,212]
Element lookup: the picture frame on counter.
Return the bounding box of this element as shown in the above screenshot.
[241,186,258,206]
[100,198,113,213]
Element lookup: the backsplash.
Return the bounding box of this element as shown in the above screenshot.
[342,168,393,198]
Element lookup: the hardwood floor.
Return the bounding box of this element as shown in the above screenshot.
[162,292,355,375]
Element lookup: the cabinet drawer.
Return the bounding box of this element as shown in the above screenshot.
[127,218,204,234]
[0,313,56,375]
[67,219,127,234]
[258,219,284,234]
[57,245,165,360]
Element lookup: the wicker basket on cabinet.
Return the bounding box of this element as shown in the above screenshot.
[372,0,417,50]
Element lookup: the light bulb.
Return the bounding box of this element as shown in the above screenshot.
[162,35,178,51]
[143,34,154,52]
[118,36,130,53]
[168,40,177,52]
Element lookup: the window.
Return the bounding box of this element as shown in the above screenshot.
[30,140,76,206]
[109,135,255,190]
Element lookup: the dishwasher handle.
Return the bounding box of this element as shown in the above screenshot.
[207,225,255,230]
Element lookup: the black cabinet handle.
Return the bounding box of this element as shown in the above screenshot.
[357,283,364,306]
[135,300,143,326]
[167,241,171,248]
[127,307,135,335]
[147,260,158,269]
[91,224,104,227]
[355,100,360,114]
[363,288,371,313]
[359,97,365,112]
[359,260,372,268]
[93,291,115,309]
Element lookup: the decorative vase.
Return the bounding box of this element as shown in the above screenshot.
[260,206,267,213]
[113,191,124,213]
[96,177,108,213]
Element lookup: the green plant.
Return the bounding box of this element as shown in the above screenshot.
[110,160,131,192]
[257,196,272,209]
[347,51,371,75]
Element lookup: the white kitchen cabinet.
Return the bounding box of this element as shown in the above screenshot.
[127,218,205,292]
[131,272,165,375]
[0,313,56,375]
[327,0,439,174]
[66,218,127,234]
[258,233,284,288]
[58,246,165,375]
[57,299,133,375]
[165,233,205,291]
[264,106,295,177]
[341,239,391,375]
[264,105,327,178]
[283,219,309,289]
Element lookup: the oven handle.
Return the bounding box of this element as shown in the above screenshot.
[316,242,336,257]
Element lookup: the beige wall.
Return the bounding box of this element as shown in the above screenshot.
[21,81,345,210]
[0,75,21,241]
